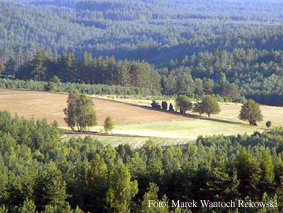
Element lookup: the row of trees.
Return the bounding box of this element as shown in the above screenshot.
[175,95,221,118]
[0,78,161,97]
[2,52,160,91]
[1,110,283,212]
[157,95,264,126]
[1,0,283,106]
[2,50,283,106]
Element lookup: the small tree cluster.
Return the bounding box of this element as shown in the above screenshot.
[151,100,161,109]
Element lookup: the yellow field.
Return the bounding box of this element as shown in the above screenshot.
[0,88,281,142]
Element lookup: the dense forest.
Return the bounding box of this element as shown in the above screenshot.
[1,0,283,105]
[0,110,283,212]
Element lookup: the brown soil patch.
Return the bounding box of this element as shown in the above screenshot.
[0,89,189,126]
[0,89,282,129]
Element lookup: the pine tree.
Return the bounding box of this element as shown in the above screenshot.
[19,199,36,213]
[2,57,16,78]
[239,99,263,125]
[140,183,169,213]
[175,95,193,114]
[260,149,275,195]
[200,95,221,117]
[194,78,204,97]
[236,149,261,198]
[106,160,138,213]
[31,52,47,81]
[33,162,67,211]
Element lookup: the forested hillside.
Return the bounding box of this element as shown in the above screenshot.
[2,0,283,63]
[1,110,283,212]
[1,0,283,105]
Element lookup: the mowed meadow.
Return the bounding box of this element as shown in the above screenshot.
[1,88,282,145]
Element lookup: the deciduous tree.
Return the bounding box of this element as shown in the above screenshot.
[64,91,97,131]
[104,116,114,133]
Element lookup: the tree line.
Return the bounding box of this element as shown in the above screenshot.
[153,95,265,126]
[0,110,283,212]
[3,49,283,106]
[0,78,161,97]
[1,0,283,106]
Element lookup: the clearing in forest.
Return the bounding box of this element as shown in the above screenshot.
[1,88,281,141]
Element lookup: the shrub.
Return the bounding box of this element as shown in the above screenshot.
[266,121,272,128]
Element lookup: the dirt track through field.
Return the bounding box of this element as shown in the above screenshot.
[0,89,189,126]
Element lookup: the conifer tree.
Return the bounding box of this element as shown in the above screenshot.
[199,95,221,117]
[19,199,36,213]
[106,160,138,213]
[33,162,67,211]
[175,95,192,114]
[239,99,263,125]
[140,183,169,213]
[260,149,275,195]
[2,57,16,78]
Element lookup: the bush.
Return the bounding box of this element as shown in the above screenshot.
[162,101,168,110]
[104,116,114,133]
[266,121,272,128]
[169,103,174,111]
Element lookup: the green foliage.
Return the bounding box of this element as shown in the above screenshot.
[33,162,67,211]
[64,91,97,131]
[2,57,16,79]
[175,95,192,114]
[239,99,263,125]
[19,199,36,213]
[106,160,138,213]
[1,111,283,212]
[193,101,205,116]
[0,78,161,97]
[50,76,61,84]
[104,116,114,133]
[140,183,170,213]
[198,95,221,117]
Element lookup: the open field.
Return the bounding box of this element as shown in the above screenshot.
[0,88,282,142]
[0,89,189,126]
[104,120,258,139]
[98,95,283,127]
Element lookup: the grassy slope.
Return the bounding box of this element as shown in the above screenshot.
[1,89,278,145]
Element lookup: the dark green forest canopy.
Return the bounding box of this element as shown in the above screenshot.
[1,0,283,105]
[1,110,283,212]
[1,0,283,63]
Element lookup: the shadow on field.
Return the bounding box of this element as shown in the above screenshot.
[136,105,244,126]
[91,96,246,126]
